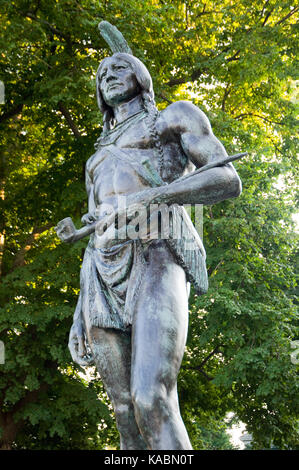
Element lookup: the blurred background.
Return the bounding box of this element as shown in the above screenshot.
[0,0,298,450]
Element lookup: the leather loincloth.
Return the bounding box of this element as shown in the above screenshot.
[77,236,149,331]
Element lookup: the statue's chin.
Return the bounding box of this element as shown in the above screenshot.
[104,90,141,108]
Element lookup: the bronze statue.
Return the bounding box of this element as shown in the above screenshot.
[55,22,242,450]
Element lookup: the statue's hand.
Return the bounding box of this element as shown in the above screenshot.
[55,217,78,243]
[81,212,97,225]
[68,322,94,367]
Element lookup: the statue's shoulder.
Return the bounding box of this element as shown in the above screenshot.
[159,101,212,136]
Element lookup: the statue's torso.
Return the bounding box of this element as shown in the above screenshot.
[87,110,194,215]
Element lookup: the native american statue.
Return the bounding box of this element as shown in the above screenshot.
[55,22,243,450]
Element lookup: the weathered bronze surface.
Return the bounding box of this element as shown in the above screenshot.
[55,23,242,450]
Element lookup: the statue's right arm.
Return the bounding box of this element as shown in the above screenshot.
[55,166,120,244]
[81,168,98,226]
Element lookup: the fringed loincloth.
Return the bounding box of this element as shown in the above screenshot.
[77,236,148,331]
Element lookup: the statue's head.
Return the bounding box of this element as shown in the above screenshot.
[96,53,154,116]
[95,22,160,149]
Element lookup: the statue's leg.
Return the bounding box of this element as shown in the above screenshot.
[88,327,148,450]
[131,242,192,450]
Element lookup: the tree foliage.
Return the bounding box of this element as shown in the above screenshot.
[0,0,298,450]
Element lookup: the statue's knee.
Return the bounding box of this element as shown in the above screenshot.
[132,390,147,418]
[114,402,133,431]
[132,388,166,423]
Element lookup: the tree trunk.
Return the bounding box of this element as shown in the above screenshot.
[0,412,20,450]
[0,442,12,450]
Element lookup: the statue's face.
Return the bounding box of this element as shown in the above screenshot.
[98,56,140,107]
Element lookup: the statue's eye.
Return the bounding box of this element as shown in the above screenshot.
[99,70,107,80]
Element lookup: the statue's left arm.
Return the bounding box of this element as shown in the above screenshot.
[131,101,242,207]
[177,102,242,204]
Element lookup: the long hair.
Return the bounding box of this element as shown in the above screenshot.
[96,53,164,174]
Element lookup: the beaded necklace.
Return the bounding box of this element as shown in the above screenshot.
[95,110,147,148]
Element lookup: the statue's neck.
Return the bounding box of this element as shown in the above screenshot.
[113,95,144,124]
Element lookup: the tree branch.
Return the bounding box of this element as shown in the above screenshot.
[234,112,283,126]
[221,84,231,112]
[262,8,275,27]
[209,259,224,277]
[196,4,221,18]
[196,368,214,381]
[166,67,203,87]
[260,0,270,18]
[275,6,299,26]
[197,345,222,369]
[157,92,173,104]
[165,76,188,87]
[269,137,284,156]
[57,102,81,139]
[165,47,240,88]
[187,345,223,381]
[226,49,240,62]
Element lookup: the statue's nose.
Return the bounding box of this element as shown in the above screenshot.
[106,76,115,83]
[106,69,117,82]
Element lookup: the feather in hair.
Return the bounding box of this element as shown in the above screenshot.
[98,21,132,54]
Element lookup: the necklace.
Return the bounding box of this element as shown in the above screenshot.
[95,110,146,148]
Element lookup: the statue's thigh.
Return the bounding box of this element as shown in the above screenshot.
[131,258,189,393]
[89,327,132,403]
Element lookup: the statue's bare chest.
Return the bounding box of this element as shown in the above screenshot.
[86,114,189,205]
[91,114,187,176]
